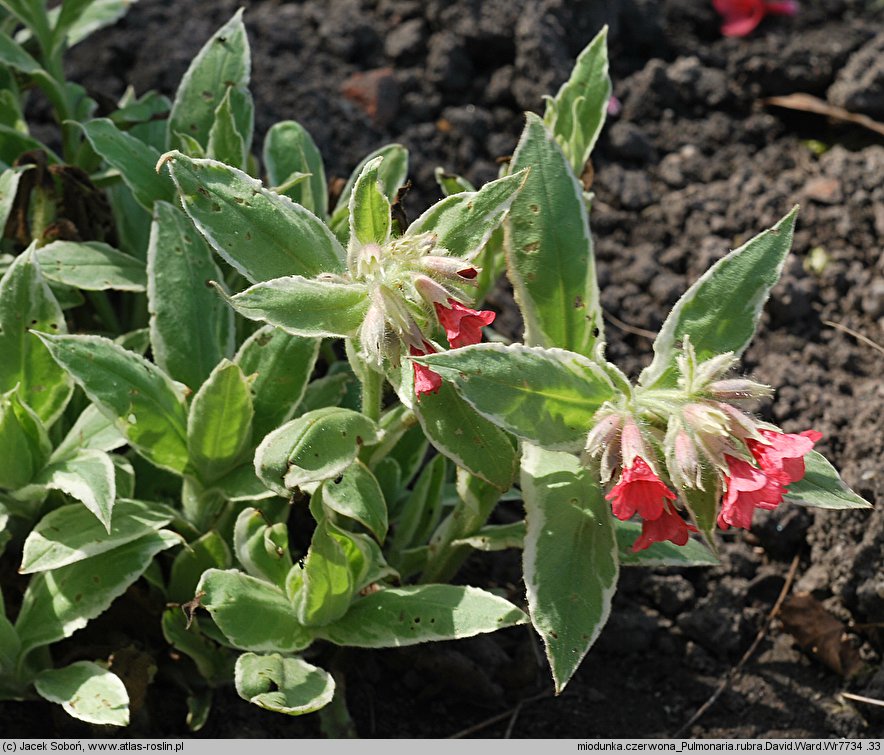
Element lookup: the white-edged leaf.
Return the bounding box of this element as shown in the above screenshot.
[235,653,334,716]
[35,662,129,726]
[521,444,618,693]
[34,449,116,531]
[36,241,146,292]
[20,499,174,574]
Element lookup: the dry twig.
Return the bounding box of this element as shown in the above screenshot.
[823,320,884,357]
[448,690,552,739]
[603,309,657,340]
[839,692,884,710]
[674,554,801,737]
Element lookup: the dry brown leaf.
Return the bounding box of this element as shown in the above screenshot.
[763,93,884,138]
[779,592,865,678]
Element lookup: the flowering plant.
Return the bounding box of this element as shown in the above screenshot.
[0,7,870,731]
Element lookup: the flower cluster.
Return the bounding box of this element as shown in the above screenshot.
[343,232,496,398]
[713,0,799,37]
[585,342,819,551]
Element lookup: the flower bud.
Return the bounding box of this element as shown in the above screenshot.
[413,275,451,307]
[583,411,623,483]
[706,378,773,402]
[669,426,704,490]
[682,402,730,438]
[620,416,650,472]
[359,303,389,368]
[417,255,479,283]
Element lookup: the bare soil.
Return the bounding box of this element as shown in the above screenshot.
[3,0,883,739]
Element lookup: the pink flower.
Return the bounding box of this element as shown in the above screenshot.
[632,502,699,552]
[747,429,821,486]
[718,429,820,529]
[434,298,496,349]
[713,0,798,37]
[605,457,676,522]
[718,455,782,529]
[410,344,442,398]
[606,95,622,117]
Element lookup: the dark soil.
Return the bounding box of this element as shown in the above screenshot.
[5,0,884,739]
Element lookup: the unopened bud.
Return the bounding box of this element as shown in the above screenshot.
[706,379,773,402]
[620,416,653,472]
[353,242,383,278]
[359,303,388,368]
[584,412,623,483]
[671,428,703,490]
[715,402,764,442]
[417,255,480,283]
[413,275,451,307]
[682,402,730,438]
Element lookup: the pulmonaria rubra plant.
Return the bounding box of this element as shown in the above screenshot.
[584,341,820,551]
[713,0,799,37]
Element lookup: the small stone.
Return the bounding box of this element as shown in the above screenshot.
[608,122,655,163]
[384,18,425,61]
[340,68,400,126]
[803,177,842,204]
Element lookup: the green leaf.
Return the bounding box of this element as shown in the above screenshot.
[614,519,719,567]
[318,585,528,648]
[407,169,528,261]
[0,166,26,231]
[390,453,445,554]
[233,504,293,587]
[413,382,517,491]
[197,568,312,653]
[507,113,603,356]
[234,325,319,444]
[0,584,20,677]
[0,26,42,74]
[329,144,408,243]
[0,387,51,489]
[168,9,250,151]
[35,241,146,292]
[317,459,387,543]
[0,0,51,52]
[187,360,253,484]
[79,118,174,210]
[235,653,334,716]
[521,444,618,693]
[417,343,614,451]
[0,248,73,425]
[433,168,475,196]
[35,333,190,475]
[255,407,381,495]
[167,530,231,604]
[64,0,137,47]
[640,208,800,389]
[147,201,234,390]
[21,499,174,574]
[296,372,353,415]
[784,451,872,510]
[160,151,346,281]
[542,26,611,174]
[227,275,369,339]
[451,521,526,552]
[33,449,116,531]
[35,662,129,726]
[15,530,181,656]
[348,155,391,248]
[51,404,126,462]
[263,120,327,217]
[210,463,275,503]
[207,86,247,169]
[50,0,94,50]
[292,519,366,627]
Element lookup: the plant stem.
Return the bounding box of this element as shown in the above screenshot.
[360,366,382,423]
[420,470,502,584]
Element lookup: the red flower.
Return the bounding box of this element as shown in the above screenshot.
[718,455,782,529]
[605,457,676,522]
[434,299,496,349]
[713,0,798,37]
[747,429,821,486]
[410,344,442,398]
[718,429,820,529]
[632,502,699,552]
